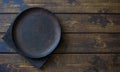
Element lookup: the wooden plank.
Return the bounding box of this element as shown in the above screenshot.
[0,54,119,72]
[0,14,120,33]
[0,33,120,53]
[0,0,120,13]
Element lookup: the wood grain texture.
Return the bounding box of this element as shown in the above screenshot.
[0,0,120,13]
[0,54,120,72]
[0,33,120,53]
[0,14,120,33]
[0,0,119,72]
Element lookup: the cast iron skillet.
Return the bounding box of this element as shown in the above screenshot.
[3,7,61,68]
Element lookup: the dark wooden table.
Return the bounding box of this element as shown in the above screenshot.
[0,0,120,72]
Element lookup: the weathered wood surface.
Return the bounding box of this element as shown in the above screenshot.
[0,33,120,53]
[0,54,120,72]
[0,14,120,33]
[0,0,120,71]
[0,0,119,13]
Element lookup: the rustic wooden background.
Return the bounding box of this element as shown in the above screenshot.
[0,0,120,72]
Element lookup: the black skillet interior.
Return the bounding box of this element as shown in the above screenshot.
[3,7,61,68]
